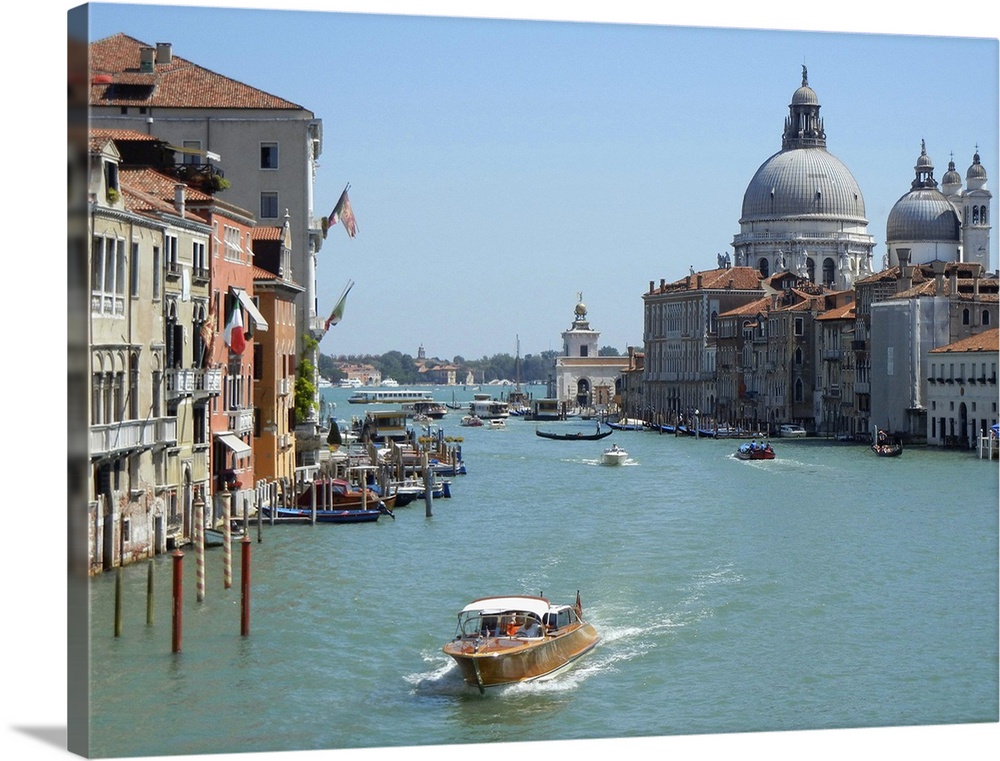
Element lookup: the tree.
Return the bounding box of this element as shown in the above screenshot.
[599,346,621,356]
[294,333,319,424]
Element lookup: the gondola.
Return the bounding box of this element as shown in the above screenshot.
[535,427,613,441]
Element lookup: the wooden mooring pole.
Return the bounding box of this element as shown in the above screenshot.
[223,486,233,590]
[114,566,123,637]
[195,497,206,602]
[240,536,251,636]
[146,559,154,626]
[171,549,183,653]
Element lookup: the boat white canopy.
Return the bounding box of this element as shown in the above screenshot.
[459,596,551,619]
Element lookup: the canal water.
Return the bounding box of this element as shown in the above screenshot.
[84,385,998,758]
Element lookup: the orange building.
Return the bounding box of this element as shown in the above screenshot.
[251,218,303,486]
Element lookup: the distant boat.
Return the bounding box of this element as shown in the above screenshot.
[608,418,644,431]
[871,429,903,457]
[535,426,613,441]
[469,393,509,420]
[600,443,628,465]
[735,441,775,460]
[380,378,400,387]
[348,388,434,405]
[527,398,561,421]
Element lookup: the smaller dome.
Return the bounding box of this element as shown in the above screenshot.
[886,189,960,243]
[942,159,961,184]
[967,152,988,182]
[791,85,818,106]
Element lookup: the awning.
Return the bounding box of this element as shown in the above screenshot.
[216,432,251,457]
[167,144,222,162]
[232,287,269,331]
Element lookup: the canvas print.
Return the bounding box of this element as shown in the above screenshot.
[53,1,1000,759]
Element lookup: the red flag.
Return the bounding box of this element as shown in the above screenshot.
[329,186,358,238]
[223,296,245,354]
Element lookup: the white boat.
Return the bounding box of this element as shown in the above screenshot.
[460,414,484,427]
[487,418,507,430]
[778,424,807,438]
[600,443,628,465]
[380,378,400,387]
[338,378,362,389]
[348,388,435,405]
[469,393,509,419]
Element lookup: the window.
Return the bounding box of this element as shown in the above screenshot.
[192,240,206,275]
[260,192,278,219]
[91,235,126,316]
[130,242,140,297]
[152,246,161,299]
[260,142,278,169]
[983,310,991,326]
[794,317,804,336]
[224,225,242,261]
[963,308,970,325]
[165,234,179,274]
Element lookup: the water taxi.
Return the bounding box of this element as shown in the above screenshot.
[442,593,599,693]
[348,388,435,405]
[468,393,509,419]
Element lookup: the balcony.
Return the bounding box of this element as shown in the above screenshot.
[165,368,196,398]
[90,419,157,457]
[823,349,842,361]
[278,377,291,396]
[228,407,254,435]
[195,367,222,395]
[854,382,870,394]
[851,340,867,351]
[155,417,177,446]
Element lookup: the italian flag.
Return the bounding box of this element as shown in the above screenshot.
[223,297,246,354]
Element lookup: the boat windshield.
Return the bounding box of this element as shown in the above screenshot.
[456,609,545,639]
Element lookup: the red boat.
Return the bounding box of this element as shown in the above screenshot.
[735,442,775,460]
[296,478,393,509]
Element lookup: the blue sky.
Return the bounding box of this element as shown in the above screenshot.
[82,1,999,362]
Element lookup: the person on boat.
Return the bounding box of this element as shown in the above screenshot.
[516,616,541,638]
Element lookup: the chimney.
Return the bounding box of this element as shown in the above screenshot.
[649,280,654,294]
[949,266,958,296]
[897,249,912,291]
[174,183,186,218]
[728,278,734,290]
[697,275,703,289]
[156,42,173,64]
[660,278,665,292]
[931,259,946,296]
[685,275,692,290]
[139,47,155,73]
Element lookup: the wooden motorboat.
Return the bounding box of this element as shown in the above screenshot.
[261,503,392,523]
[535,427,613,441]
[735,441,775,460]
[295,478,393,510]
[600,443,628,465]
[442,593,600,693]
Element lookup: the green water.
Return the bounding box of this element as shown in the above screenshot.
[84,385,999,757]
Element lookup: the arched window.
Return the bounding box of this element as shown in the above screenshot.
[973,206,980,224]
[794,347,803,365]
[794,377,804,402]
[983,310,991,326]
[981,205,988,224]
[759,259,769,278]
[710,310,718,334]
[963,308,971,325]
[806,258,816,282]
[822,258,836,286]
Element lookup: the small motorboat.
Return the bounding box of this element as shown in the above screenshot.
[600,443,628,465]
[442,593,600,693]
[735,441,775,460]
[203,520,245,547]
[487,418,506,430]
[460,415,484,427]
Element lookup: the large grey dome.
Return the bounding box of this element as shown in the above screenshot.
[886,189,960,242]
[740,147,867,222]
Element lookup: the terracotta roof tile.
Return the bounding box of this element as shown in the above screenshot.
[119,167,213,215]
[251,227,284,241]
[89,34,307,111]
[929,328,1000,354]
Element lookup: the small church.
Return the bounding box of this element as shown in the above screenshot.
[553,294,629,410]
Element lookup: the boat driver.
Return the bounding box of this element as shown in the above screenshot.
[516,616,541,637]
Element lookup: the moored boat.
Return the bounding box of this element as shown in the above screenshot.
[203,520,245,546]
[261,504,390,523]
[442,593,600,693]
